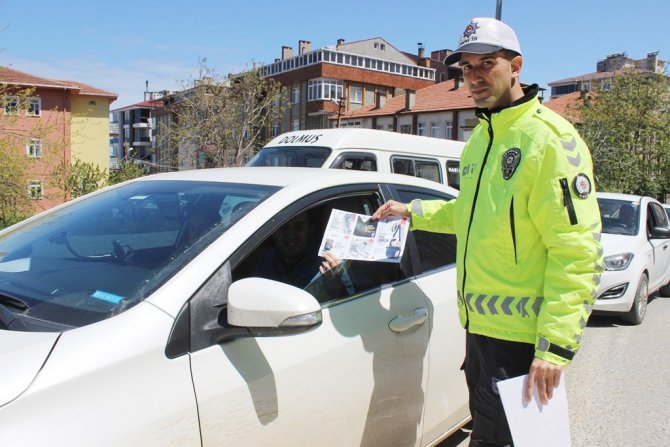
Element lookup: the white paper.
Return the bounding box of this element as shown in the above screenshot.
[498,374,571,447]
[317,209,409,263]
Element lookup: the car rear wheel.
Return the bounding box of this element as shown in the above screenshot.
[622,273,648,325]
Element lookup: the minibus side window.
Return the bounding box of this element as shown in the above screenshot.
[330,152,378,172]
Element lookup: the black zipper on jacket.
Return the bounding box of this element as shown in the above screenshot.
[509,196,517,264]
[460,114,495,329]
[559,178,578,225]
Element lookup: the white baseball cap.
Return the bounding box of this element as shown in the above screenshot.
[444,17,522,65]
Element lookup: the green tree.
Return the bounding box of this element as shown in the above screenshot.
[0,82,37,226]
[157,62,286,169]
[50,156,108,201]
[577,68,670,199]
[109,159,145,185]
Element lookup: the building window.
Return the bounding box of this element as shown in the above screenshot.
[27,97,41,117]
[400,124,412,134]
[292,119,299,131]
[350,86,362,104]
[430,122,440,138]
[307,79,343,101]
[292,87,300,104]
[3,96,18,115]
[28,180,43,199]
[581,81,591,92]
[26,138,42,158]
[445,121,453,140]
[417,122,426,136]
[341,120,361,127]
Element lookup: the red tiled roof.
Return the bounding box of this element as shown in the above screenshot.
[543,91,595,123]
[547,68,644,86]
[0,66,117,98]
[341,79,475,119]
[60,80,118,98]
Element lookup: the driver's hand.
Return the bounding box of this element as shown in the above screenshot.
[319,252,341,275]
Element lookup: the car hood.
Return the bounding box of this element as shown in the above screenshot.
[600,233,639,256]
[0,329,60,406]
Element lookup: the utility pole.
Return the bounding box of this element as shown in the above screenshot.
[496,0,502,20]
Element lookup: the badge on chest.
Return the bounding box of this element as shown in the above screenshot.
[501,148,521,180]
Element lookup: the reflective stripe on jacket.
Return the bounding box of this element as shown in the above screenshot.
[408,87,603,366]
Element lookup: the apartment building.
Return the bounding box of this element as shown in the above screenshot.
[337,79,477,141]
[110,92,164,170]
[548,51,665,99]
[0,66,117,212]
[260,38,461,132]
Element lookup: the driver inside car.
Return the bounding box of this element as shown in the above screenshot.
[254,210,353,301]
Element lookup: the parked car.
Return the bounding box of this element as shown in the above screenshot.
[247,128,465,189]
[0,167,469,446]
[663,203,670,221]
[595,192,670,324]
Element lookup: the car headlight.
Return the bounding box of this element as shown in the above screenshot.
[604,253,634,271]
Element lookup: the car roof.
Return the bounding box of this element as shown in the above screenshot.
[263,128,465,157]
[134,166,458,196]
[596,191,646,202]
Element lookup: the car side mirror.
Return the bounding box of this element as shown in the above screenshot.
[649,226,670,239]
[227,278,322,336]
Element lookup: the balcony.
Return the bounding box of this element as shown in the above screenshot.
[133,122,150,129]
[132,137,151,146]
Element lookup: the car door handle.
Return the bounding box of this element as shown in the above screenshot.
[389,308,428,333]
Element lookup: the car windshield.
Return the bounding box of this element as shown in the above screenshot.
[246,146,331,167]
[598,198,640,236]
[0,180,278,331]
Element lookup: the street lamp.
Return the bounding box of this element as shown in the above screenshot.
[329,96,345,128]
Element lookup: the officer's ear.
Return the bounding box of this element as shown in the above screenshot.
[511,55,523,79]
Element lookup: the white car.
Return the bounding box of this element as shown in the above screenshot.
[0,167,469,447]
[595,192,670,324]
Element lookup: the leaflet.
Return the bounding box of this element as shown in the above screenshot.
[318,209,410,263]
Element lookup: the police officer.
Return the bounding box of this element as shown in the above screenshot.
[372,17,603,446]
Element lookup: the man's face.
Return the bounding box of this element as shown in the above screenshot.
[272,213,312,261]
[459,51,520,109]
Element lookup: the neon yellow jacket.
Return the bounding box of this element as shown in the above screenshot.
[408,87,603,366]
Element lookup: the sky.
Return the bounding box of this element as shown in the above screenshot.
[1,0,668,109]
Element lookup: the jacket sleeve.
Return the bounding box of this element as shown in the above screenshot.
[527,131,603,366]
[406,199,457,234]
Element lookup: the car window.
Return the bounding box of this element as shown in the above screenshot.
[0,180,277,330]
[598,198,640,235]
[391,156,442,184]
[329,152,378,171]
[395,188,457,274]
[246,146,331,167]
[232,191,411,304]
[446,159,460,190]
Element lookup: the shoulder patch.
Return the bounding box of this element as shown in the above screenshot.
[572,174,592,199]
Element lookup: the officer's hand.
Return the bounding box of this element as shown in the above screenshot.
[319,252,341,275]
[371,200,410,221]
[525,358,563,405]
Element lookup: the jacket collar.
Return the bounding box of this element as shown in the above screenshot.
[475,84,540,124]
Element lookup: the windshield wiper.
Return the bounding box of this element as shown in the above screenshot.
[0,293,29,330]
[0,291,29,310]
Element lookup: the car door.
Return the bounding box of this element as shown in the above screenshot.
[647,201,670,290]
[185,184,431,447]
[391,185,470,446]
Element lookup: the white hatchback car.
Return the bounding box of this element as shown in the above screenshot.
[0,167,469,447]
[595,192,670,324]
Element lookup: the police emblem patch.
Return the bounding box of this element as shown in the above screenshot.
[572,173,592,199]
[501,148,521,180]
